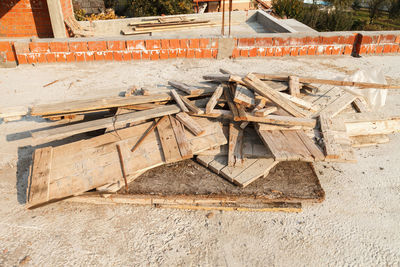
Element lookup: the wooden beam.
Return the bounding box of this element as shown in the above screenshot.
[254,107,277,117]
[244,114,316,127]
[175,112,205,136]
[180,96,204,115]
[233,85,255,108]
[170,89,189,112]
[32,105,181,142]
[169,116,193,159]
[205,85,224,113]
[288,75,300,97]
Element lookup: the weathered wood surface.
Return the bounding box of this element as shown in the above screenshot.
[32,105,181,142]
[205,85,224,114]
[26,117,226,208]
[170,89,189,112]
[175,112,205,136]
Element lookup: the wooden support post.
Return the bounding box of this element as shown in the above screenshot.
[289,75,300,97]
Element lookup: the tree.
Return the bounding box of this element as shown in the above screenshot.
[126,0,194,17]
[389,0,400,18]
[368,0,388,23]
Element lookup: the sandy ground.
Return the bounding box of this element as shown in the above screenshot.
[0,56,400,266]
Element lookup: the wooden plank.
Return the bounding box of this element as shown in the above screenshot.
[352,98,370,113]
[278,92,316,112]
[351,134,390,147]
[31,94,174,116]
[175,112,205,136]
[244,114,316,128]
[203,74,230,82]
[253,73,400,89]
[223,86,240,120]
[193,109,234,120]
[288,75,300,97]
[254,107,277,117]
[233,85,255,108]
[180,96,204,115]
[157,116,183,163]
[169,116,193,159]
[257,123,306,131]
[32,105,181,142]
[26,147,53,208]
[243,73,307,118]
[295,130,325,161]
[205,85,224,113]
[316,92,357,118]
[168,80,202,95]
[232,159,278,187]
[170,89,189,112]
[340,114,400,137]
[228,123,243,167]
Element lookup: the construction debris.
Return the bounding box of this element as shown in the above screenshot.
[13,70,400,211]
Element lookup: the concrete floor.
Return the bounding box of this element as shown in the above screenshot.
[0,56,400,266]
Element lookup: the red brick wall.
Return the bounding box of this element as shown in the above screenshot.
[0,0,53,38]
[60,0,73,19]
[1,32,399,65]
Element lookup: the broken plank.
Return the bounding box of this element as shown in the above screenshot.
[175,112,205,136]
[316,92,357,118]
[288,75,300,97]
[157,116,183,163]
[168,80,202,95]
[352,98,370,113]
[223,86,240,121]
[170,89,189,112]
[180,96,204,115]
[351,134,389,147]
[254,107,278,117]
[228,123,243,167]
[32,105,181,142]
[243,73,307,118]
[278,92,316,112]
[170,116,193,159]
[244,114,316,128]
[206,85,224,114]
[233,85,255,108]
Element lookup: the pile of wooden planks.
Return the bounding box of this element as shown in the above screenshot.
[122,16,216,35]
[21,70,400,211]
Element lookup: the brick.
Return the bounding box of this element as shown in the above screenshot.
[391,44,399,53]
[186,49,195,58]
[383,44,391,53]
[104,51,113,61]
[36,53,46,63]
[69,42,88,52]
[177,49,186,58]
[93,52,104,61]
[30,42,49,53]
[169,39,180,49]
[257,48,266,57]
[338,35,355,45]
[273,37,290,46]
[107,40,126,50]
[395,35,400,44]
[344,45,353,55]
[367,45,376,54]
[160,50,168,60]
[26,54,37,64]
[161,39,169,49]
[45,53,56,63]
[324,46,333,55]
[275,47,283,57]
[88,41,107,51]
[240,49,248,57]
[126,40,145,50]
[122,51,132,61]
[203,49,212,58]
[195,49,203,58]
[146,40,160,50]
[211,39,218,49]
[199,39,209,48]
[265,47,275,57]
[231,48,239,58]
[331,46,341,55]
[305,36,321,45]
[238,38,255,47]
[142,51,150,60]
[249,47,257,57]
[85,52,94,61]
[6,52,16,62]
[360,35,372,45]
[132,51,141,60]
[290,47,299,56]
[55,53,66,63]
[322,36,339,45]
[212,49,218,58]
[289,37,306,46]
[282,47,291,56]
[17,54,27,64]
[298,46,308,56]
[169,50,178,59]
[66,53,75,62]
[0,42,12,52]
[255,37,273,47]
[375,45,384,54]
[113,51,123,61]
[180,39,189,49]
[150,50,159,60]
[75,52,85,62]
[316,46,325,55]
[49,42,68,52]
[380,34,396,43]
[189,39,200,49]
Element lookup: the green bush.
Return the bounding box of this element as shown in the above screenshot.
[272,0,304,19]
[126,0,194,17]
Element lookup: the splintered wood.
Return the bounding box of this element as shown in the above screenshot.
[24,69,400,210]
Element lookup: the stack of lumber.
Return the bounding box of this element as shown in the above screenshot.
[122,16,216,35]
[20,70,400,211]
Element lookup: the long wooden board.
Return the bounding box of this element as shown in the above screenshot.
[32,105,181,142]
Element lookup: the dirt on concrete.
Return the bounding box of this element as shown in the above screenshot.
[0,56,400,266]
